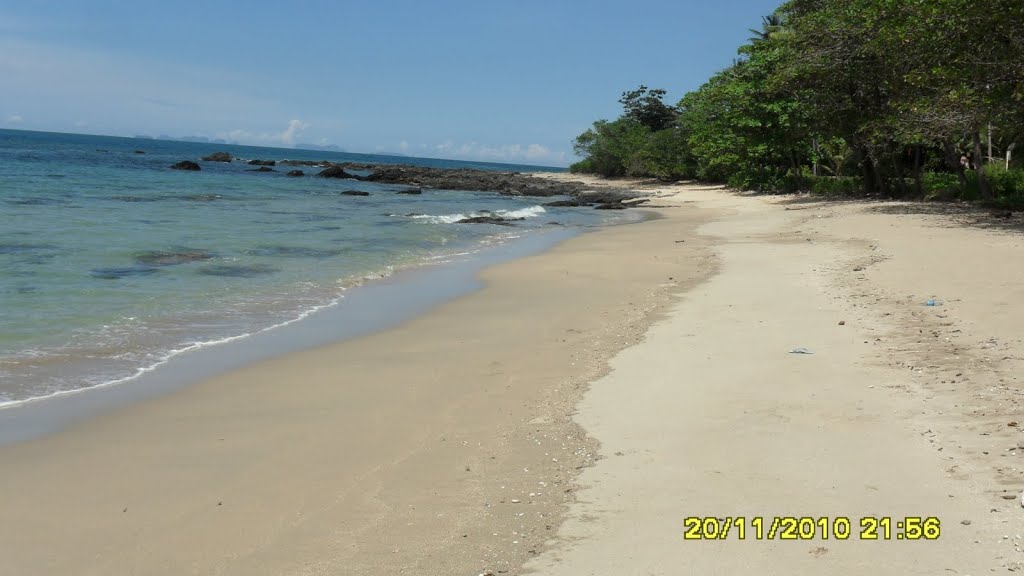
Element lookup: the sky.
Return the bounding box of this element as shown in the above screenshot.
[0,0,780,166]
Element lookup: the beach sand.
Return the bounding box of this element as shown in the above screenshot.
[2,178,1023,574]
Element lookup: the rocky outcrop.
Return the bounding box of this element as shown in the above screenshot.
[248,159,276,166]
[201,152,232,162]
[279,159,332,167]
[171,160,201,171]
[317,166,357,179]
[286,170,304,177]
[354,164,587,197]
[340,190,370,196]
[544,199,590,207]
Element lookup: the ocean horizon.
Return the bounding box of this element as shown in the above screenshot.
[0,129,629,408]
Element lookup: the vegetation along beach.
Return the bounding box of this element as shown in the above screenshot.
[1,1,1023,574]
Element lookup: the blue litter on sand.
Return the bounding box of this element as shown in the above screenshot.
[925,299,942,307]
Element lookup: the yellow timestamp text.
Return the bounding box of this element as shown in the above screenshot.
[683,516,941,541]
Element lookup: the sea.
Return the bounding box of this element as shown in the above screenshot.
[0,129,634,408]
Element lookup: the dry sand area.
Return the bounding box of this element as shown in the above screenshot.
[1,176,1023,575]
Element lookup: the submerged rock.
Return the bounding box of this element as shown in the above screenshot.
[201,152,232,162]
[286,170,305,177]
[317,166,357,179]
[134,249,215,266]
[246,166,276,172]
[248,246,345,258]
[198,264,278,278]
[340,190,370,196]
[91,266,159,279]
[455,216,524,225]
[170,160,201,171]
[132,150,145,154]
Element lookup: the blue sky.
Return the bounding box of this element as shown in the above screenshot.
[1,0,780,166]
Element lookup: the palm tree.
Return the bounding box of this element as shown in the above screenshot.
[748,13,785,43]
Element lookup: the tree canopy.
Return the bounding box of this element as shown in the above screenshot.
[570,0,1024,205]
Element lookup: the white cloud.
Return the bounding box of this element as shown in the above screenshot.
[430,140,566,165]
[6,114,23,124]
[217,119,310,148]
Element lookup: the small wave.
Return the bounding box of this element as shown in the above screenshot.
[496,205,546,219]
[395,205,546,225]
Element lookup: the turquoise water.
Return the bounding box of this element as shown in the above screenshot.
[0,129,631,405]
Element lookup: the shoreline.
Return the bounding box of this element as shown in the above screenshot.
[0,225,584,445]
[0,184,712,575]
[4,176,1020,573]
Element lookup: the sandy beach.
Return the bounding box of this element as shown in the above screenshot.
[2,178,1023,574]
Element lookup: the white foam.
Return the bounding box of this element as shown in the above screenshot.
[496,205,546,219]
[398,205,546,225]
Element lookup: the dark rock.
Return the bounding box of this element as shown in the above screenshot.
[197,264,277,278]
[578,190,641,204]
[279,159,332,167]
[201,152,232,162]
[544,199,589,207]
[248,159,276,166]
[358,164,588,197]
[90,266,159,279]
[248,246,344,258]
[340,190,370,196]
[132,150,145,154]
[135,249,215,266]
[317,166,357,179]
[396,188,423,195]
[171,160,201,171]
[455,216,524,225]
[286,170,304,177]
[595,203,628,210]
[246,166,276,172]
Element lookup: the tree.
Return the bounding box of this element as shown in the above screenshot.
[619,86,678,132]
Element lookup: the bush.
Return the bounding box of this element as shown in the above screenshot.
[810,176,861,196]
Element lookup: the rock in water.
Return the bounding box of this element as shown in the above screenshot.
[286,170,304,177]
[340,190,370,196]
[171,160,201,171]
[135,249,215,266]
[595,203,628,210]
[246,166,276,172]
[317,166,357,179]
[248,159,276,166]
[201,152,232,162]
[455,216,524,225]
[396,188,423,195]
[544,199,589,207]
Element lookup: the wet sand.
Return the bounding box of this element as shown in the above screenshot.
[0,184,714,575]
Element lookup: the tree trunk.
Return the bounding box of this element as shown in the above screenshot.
[860,152,875,194]
[912,145,923,198]
[943,141,969,192]
[972,130,993,199]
